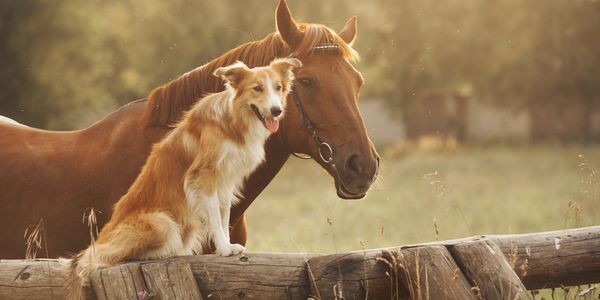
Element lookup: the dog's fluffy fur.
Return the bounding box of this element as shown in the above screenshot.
[63,58,301,299]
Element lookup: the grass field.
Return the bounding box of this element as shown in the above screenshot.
[245,144,600,254]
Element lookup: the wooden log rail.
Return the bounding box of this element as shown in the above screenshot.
[1,226,599,299]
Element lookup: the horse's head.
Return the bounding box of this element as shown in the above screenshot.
[275,1,380,199]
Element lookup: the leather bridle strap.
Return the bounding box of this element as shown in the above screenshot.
[284,43,341,164]
[289,86,333,164]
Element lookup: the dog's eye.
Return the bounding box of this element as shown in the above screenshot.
[275,84,282,91]
[298,78,312,88]
[253,85,263,92]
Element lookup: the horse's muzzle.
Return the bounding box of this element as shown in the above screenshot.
[335,152,380,200]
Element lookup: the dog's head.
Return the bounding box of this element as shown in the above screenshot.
[214,58,302,133]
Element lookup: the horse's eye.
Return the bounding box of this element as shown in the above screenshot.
[275,84,282,91]
[253,85,263,92]
[298,78,312,88]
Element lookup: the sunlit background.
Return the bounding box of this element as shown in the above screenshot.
[1,0,600,256]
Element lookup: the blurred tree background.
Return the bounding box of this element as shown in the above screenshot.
[1,0,599,137]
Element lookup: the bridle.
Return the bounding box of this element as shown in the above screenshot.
[279,43,378,199]
[284,43,339,165]
[289,86,334,164]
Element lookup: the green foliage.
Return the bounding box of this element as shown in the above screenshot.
[359,0,600,113]
[0,0,599,129]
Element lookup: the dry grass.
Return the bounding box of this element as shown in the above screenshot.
[81,207,99,272]
[24,218,49,261]
[245,144,600,299]
[247,144,600,252]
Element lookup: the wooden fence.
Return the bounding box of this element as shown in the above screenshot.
[1,225,599,299]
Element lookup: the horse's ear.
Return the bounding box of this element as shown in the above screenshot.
[213,61,250,89]
[276,0,303,48]
[338,16,358,45]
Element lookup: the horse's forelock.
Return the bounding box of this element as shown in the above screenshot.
[292,24,359,62]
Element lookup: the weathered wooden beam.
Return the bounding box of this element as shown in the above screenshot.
[398,246,478,300]
[306,226,600,298]
[141,260,202,300]
[308,249,402,299]
[494,228,600,290]
[0,259,66,300]
[450,240,531,300]
[1,226,599,299]
[90,263,144,300]
[409,225,600,289]
[308,246,479,300]
[179,252,312,299]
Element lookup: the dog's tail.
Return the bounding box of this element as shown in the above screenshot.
[60,248,97,300]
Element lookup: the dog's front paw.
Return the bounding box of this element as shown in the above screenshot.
[215,243,245,257]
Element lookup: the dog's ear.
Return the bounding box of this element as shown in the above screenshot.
[214,61,250,88]
[270,58,302,85]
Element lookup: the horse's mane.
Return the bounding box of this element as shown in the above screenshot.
[142,23,359,127]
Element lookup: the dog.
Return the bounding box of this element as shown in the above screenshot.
[63,57,302,299]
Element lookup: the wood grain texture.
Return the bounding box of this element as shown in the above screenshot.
[141,260,202,300]
[308,250,402,299]
[491,227,600,290]
[407,225,600,289]
[90,263,151,300]
[450,240,531,300]
[2,226,600,299]
[181,252,312,300]
[398,246,477,300]
[0,259,66,300]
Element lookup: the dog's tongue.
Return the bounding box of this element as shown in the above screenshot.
[264,117,279,133]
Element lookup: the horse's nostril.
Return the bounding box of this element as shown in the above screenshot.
[346,154,363,175]
[271,107,282,117]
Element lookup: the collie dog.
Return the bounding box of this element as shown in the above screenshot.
[64,57,301,298]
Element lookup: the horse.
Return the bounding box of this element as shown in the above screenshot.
[0,115,23,126]
[0,0,380,258]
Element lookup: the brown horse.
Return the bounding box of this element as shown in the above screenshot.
[0,0,379,258]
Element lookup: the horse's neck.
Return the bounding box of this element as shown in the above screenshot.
[230,135,290,224]
[143,34,287,128]
[80,100,167,167]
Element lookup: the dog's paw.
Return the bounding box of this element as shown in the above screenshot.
[215,243,245,257]
[229,243,245,255]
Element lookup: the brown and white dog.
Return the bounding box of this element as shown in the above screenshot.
[63,57,301,299]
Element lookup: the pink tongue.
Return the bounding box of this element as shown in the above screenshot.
[264,117,279,133]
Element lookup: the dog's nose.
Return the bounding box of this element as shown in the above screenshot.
[271,107,282,117]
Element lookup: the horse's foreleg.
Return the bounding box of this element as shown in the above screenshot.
[229,214,248,246]
[220,197,232,242]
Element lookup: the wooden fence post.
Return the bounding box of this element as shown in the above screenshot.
[308,250,409,299]
[450,239,531,300]
[141,260,202,300]
[398,246,477,300]
[90,263,149,300]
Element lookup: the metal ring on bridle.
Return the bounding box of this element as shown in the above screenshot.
[291,152,312,160]
[318,142,333,164]
[285,44,341,165]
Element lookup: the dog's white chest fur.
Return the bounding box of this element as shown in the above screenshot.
[218,132,267,181]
